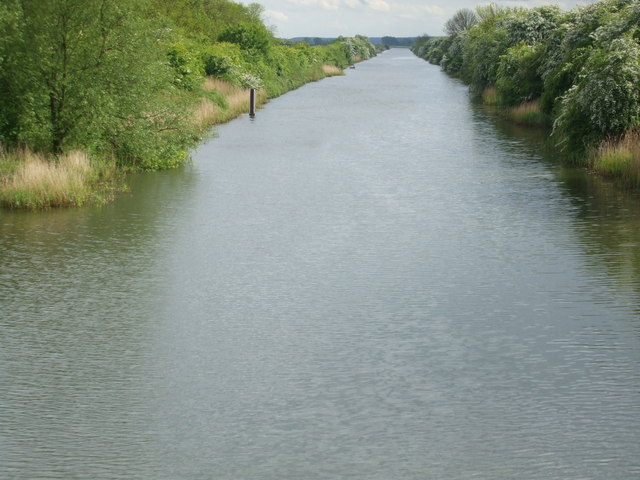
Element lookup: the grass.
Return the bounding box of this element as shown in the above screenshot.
[0,147,122,209]
[503,99,550,127]
[590,129,640,188]
[482,86,499,106]
[321,64,344,76]
[196,77,266,129]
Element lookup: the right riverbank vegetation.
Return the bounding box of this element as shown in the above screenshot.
[0,0,381,209]
[412,0,640,190]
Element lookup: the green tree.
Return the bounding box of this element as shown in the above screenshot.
[496,42,544,105]
[218,22,272,57]
[151,0,264,42]
[554,36,640,154]
[0,0,189,162]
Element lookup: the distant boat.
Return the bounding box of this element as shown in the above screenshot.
[349,64,355,69]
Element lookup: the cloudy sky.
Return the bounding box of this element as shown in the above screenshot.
[249,0,596,38]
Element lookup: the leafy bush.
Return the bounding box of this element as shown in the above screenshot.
[417,0,640,160]
[218,23,272,58]
[496,42,543,106]
[167,40,206,90]
[554,36,640,154]
[441,33,467,75]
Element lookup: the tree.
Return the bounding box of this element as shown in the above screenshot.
[0,0,194,168]
[152,0,266,42]
[218,22,272,57]
[554,36,640,153]
[444,9,478,36]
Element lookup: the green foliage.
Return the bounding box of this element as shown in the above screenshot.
[442,34,467,75]
[151,0,264,42]
[335,35,377,64]
[496,42,543,106]
[415,0,640,157]
[167,40,206,90]
[411,36,451,65]
[461,21,509,91]
[319,41,351,68]
[501,6,562,46]
[554,36,640,153]
[0,0,197,170]
[218,23,272,57]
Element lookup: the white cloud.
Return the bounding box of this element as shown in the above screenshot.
[321,0,340,10]
[266,9,289,22]
[286,0,320,6]
[419,5,445,15]
[394,3,445,19]
[496,0,568,7]
[400,4,445,15]
[367,0,392,12]
[286,0,342,10]
[286,0,395,11]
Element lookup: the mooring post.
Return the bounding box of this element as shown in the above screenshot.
[249,88,256,118]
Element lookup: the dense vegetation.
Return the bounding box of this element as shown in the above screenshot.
[413,0,640,188]
[0,0,379,208]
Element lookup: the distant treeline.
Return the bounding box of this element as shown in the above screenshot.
[412,0,640,187]
[291,36,417,47]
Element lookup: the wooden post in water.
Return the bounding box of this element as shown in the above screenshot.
[249,88,256,118]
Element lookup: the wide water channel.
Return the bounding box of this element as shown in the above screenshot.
[2,49,640,479]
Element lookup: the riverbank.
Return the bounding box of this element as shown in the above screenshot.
[412,0,640,190]
[0,69,344,210]
[0,1,382,210]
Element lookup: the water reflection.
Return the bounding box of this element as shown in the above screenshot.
[481,103,640,305]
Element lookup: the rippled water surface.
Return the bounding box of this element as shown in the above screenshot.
[2,49,640,479]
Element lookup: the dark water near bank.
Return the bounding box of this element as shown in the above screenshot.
[2,49,640,479]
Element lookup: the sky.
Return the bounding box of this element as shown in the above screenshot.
[247,0,597,39]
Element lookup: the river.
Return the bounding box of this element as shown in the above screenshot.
[1,48,639,479]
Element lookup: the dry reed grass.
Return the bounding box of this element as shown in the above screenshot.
[591,129,640,187]
[504,99,549,126]
[193,99,221,129]
[194,77,267,129]
[482,86,499,105]
[0,148,108,208]
[509,99,539,117]
[321,64,343,76]
[203,77,244,95]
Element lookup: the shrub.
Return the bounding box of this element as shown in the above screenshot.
[496,42,544,106]
[167,40,205,90]
[218,23,272,58]
[554,36,640,154]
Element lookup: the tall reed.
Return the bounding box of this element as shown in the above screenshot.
[321,64,344,76]
[482,86,499,106]
[0,148,118,209]
[195,77,265,129]
[504,99,549,127]
[590,129,640,188]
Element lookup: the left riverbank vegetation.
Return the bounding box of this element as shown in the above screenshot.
[412,0,640,189]
[0,0,381,209]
